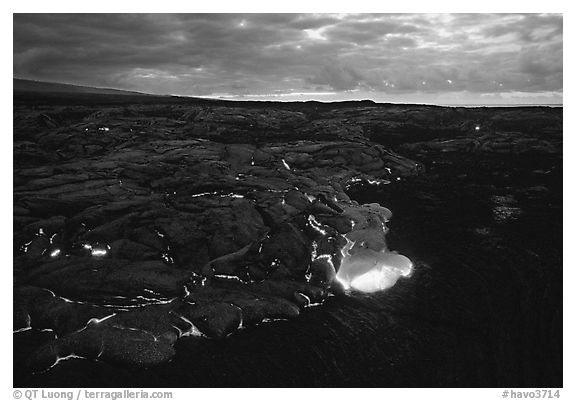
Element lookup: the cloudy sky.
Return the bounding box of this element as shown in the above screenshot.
[13,13,562,104]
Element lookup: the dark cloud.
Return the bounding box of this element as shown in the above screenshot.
[324,19,422,44]
[481,14,562,42]
[308,62,366,91]
[13,13,562,103]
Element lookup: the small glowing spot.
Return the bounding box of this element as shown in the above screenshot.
[190,192,215,198]
[475,125,481,131]
[315,254,336,271]
[83,313,116,328]
[366,178,391,186]
[311,241,318,256]
[50,249,61,257]
[422,81,427,85]
[214,274,247,284]
[447,79,453,84]
[98,127,110,132]
[173,313,204,337]
[345,177,363,188]
[262,318,288,323]
[308,215,328,235]
[281,159,291,170]
[297,292,311,306]
[21,239,33,253]
[37,353,87,373]
[13,322,32,334]
[91,248,107,257]
[38,228,44,235]
[58,295,78,303]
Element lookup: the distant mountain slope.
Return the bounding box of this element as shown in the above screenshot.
[13,78,151,96]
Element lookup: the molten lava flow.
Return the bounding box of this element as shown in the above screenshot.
[335,203,413,293]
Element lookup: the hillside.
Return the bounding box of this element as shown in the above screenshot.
[14,78,151,97]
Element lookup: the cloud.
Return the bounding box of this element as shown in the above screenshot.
[481,13,562,42]
[323,18,422,44]
[13,13,563,103]
[307,62,366,91]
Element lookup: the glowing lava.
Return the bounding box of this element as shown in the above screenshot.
[335,203,413,293]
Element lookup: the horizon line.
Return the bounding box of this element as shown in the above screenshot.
[13,77,563,108]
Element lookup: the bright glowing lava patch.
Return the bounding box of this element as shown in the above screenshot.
[336,240,412,293]
[336,203,413,293]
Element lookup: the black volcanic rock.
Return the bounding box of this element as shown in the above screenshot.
[13,93,562,387]
[14,98,427,371]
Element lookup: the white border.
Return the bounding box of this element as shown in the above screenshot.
[4,2,570,399]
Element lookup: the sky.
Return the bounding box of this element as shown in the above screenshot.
[13,13,563,104]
